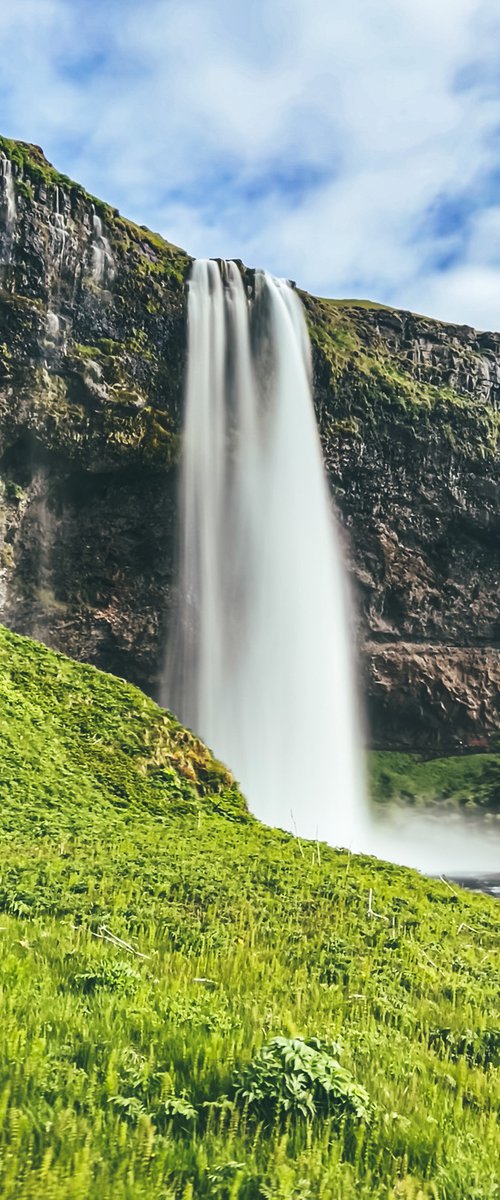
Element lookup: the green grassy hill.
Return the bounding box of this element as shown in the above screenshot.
[0,625,499,1199]
[371,750,500,811]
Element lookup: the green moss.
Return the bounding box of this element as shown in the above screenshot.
[0,136,189,282]
[304,291,500,459]
[326,298,399,312]
[4,480,25,502]
[115,214,185,258]
[306,297,362,373]
[112,213,189,284]
[14,177,34,201]
[98,337,121,355]
[9,365,173,466]
[0,136,80,195]
[125,329,154,359]
[326,416,361,437]
[73,342,103,359]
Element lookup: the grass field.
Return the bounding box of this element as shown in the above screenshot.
[0,625,499,1199]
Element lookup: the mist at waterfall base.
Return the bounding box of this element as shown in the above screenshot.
[164,259,500,878]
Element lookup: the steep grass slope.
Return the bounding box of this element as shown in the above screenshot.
[0,626,499,1199]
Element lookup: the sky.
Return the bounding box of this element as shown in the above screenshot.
[1,0,500,330]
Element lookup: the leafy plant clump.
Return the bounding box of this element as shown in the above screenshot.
[72,956,143,995]
[233,1036,372,1123]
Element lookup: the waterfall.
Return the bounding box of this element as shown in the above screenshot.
[165,257,500,876]
[165,258,365,849]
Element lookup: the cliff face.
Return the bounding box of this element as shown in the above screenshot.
[1,136,500,751]
[0,137,188,695]
[305,297,500,750]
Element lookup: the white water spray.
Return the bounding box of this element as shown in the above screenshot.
[166,258,500,879]
[166,258,365,849]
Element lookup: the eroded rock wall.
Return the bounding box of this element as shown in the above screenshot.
[0,138,187,694]
[304,297,500,750]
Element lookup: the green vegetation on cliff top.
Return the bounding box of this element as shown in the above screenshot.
[0,134,189,268]
[2,133,499,462]
[0,624,499,1199]
[302,293,500,457]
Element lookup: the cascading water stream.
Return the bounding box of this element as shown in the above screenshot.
[0,155,16,231]
[0,155,17,264]
[165,258,500,876]
[91,213,115,285]
[165,258,365,850]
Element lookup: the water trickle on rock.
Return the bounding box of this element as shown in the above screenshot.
[46,310,60,337]
[50,187,67,271]
[91,213,115,285]
[0,155,16,229]
[165,258,365,848]
[43,310,65,362]
[0,155,17,263]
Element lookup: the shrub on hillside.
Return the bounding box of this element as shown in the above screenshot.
[72,957,142,994]
[232,1036,372,1124]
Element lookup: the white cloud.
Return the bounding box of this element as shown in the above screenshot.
[411,265,500,330]
[468,207,500,266]
[0,0,499,329]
